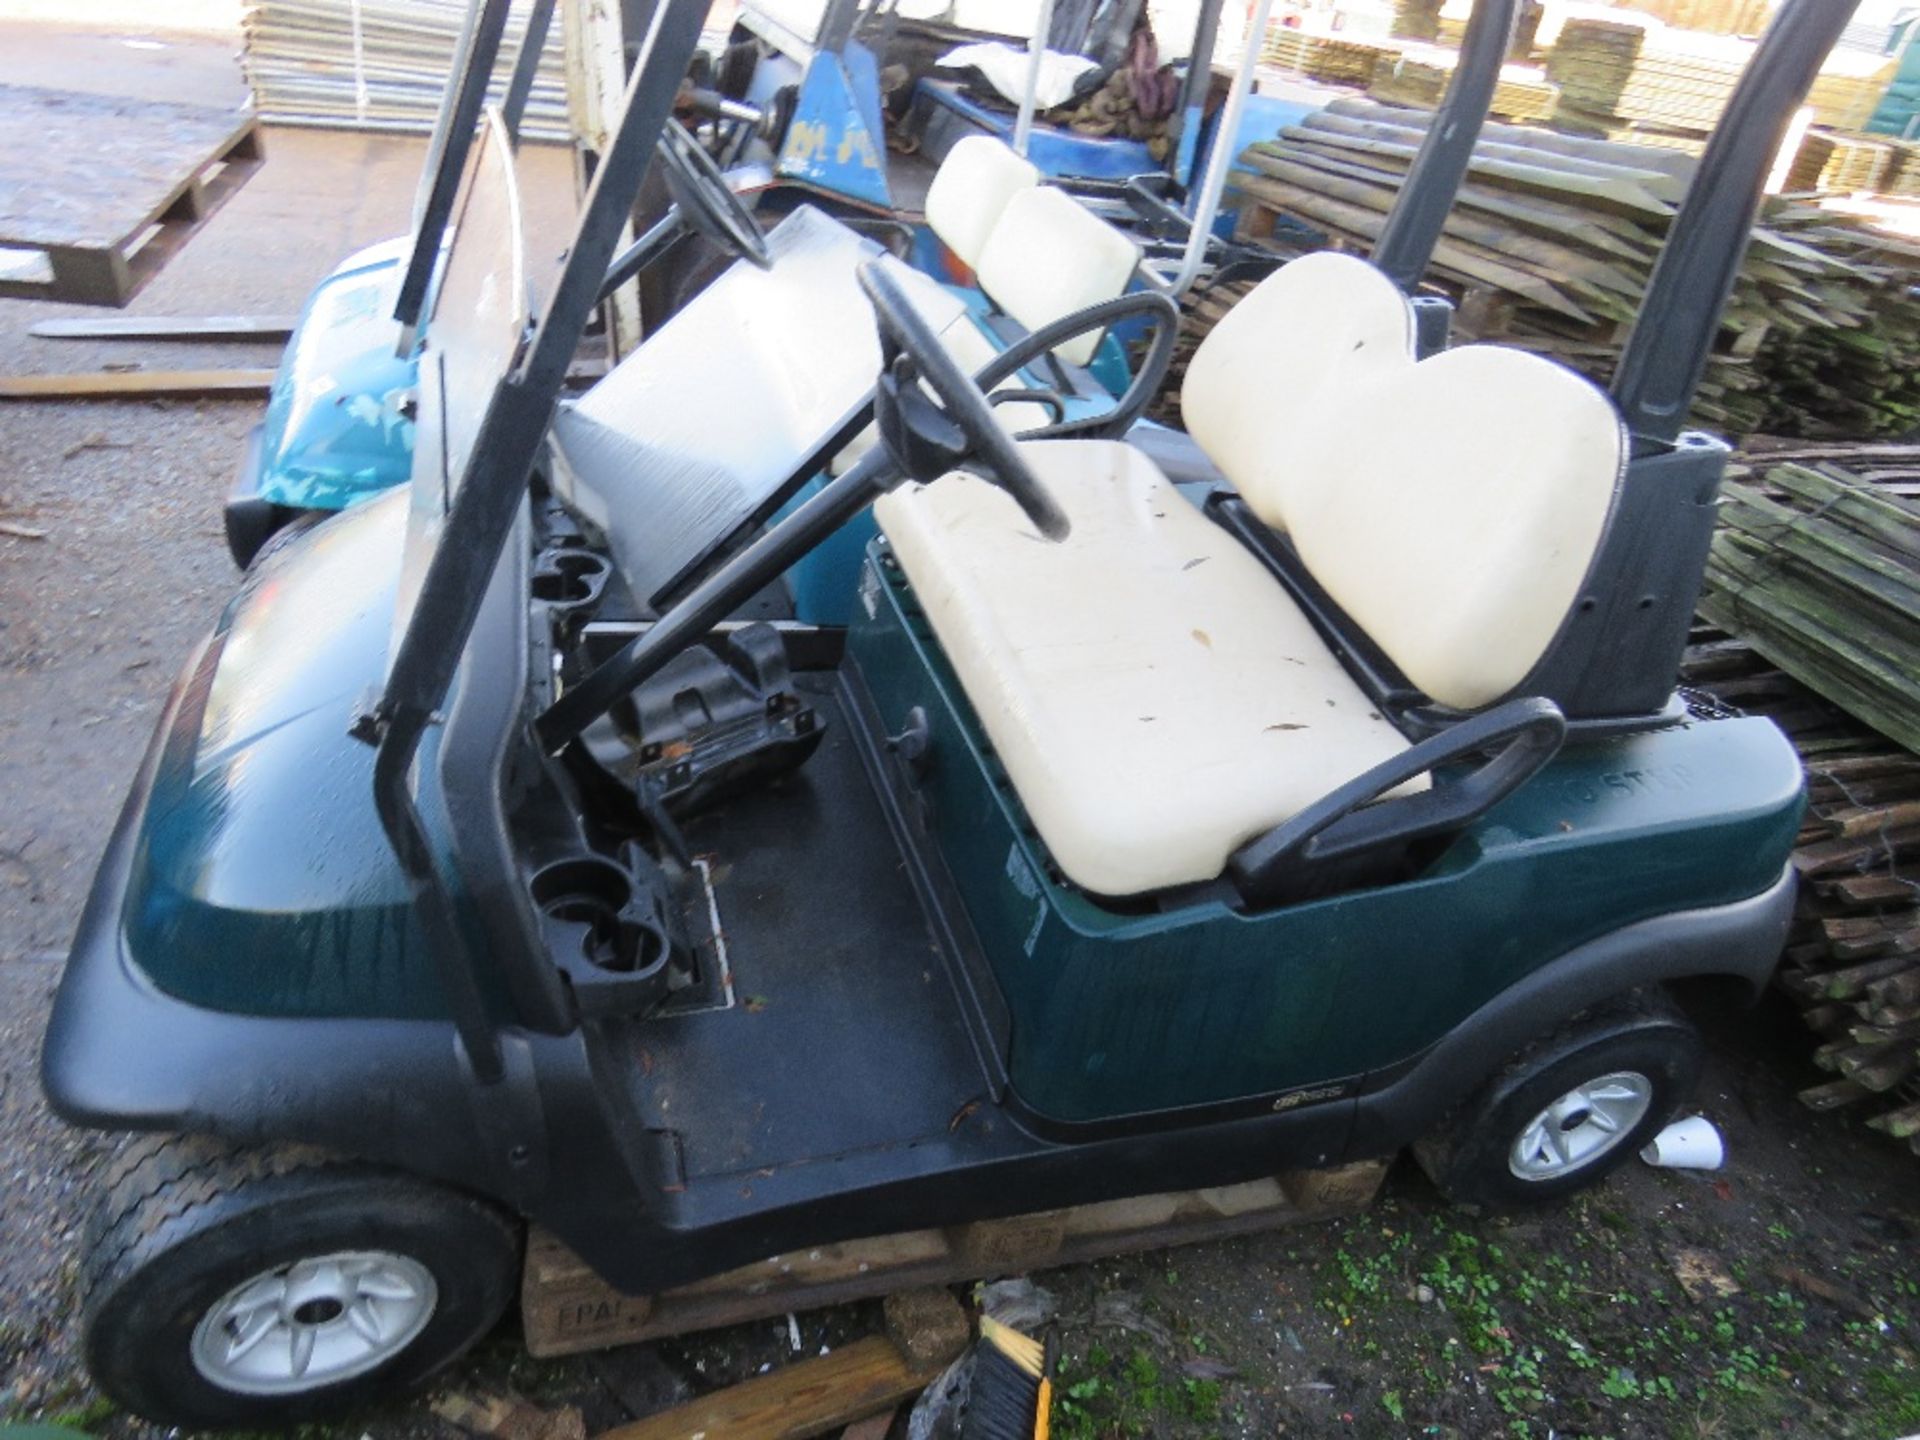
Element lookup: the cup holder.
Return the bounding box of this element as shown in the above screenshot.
[531,549,612,609]
[531,856,669,991]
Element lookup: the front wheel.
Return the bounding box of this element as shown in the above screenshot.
[1414,990,1702,1210]
[80,1134,521,1429]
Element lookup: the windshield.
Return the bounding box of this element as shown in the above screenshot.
[391,106,528,660]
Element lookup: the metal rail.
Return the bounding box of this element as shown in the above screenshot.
[1012,0,1058,158]
[1155,0,1272,300]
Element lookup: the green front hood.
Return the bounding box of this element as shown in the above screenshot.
[123,491,452,1019]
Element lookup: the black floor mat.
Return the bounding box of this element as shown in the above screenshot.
[630,676,987,1180]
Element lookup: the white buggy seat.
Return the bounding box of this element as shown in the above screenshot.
[924,138,1140,367]
[834,142,1142,474]
[922,133,1039,269]
[875,252,1626,897]
[551,206,970,604]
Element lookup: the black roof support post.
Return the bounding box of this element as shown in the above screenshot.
[1370,0,1519,294]
[1518,0,1863,726]
[395,0,517,330]
[502,0,560,142]
[368,0,712,1079]
[1611,0,1863,452]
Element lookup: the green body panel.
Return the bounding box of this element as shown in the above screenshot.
[125,491,456,1020]
[849,541,1807,1125]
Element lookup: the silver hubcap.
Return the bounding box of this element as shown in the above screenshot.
[1508,1071,1654,1181]
[189,1251,437,1395]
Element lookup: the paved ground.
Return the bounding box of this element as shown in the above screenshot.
[1,20,1918,1440]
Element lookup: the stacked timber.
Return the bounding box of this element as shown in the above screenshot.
[1227,97,1920,437]
[1546,17,1890,136]
[1785,130,1900,195]
[1605,0,1776,38]
[1390,0,1443,43]
[1698,460,1920,758]
[241,0,568,140]
[1680,627,1920,1157]
[1680,444,1920,1158]
[1367,52,1559,123]
[1260,27,1402,85]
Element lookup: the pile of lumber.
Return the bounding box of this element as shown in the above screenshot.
[1390,0,1443,43]
[1681,444,1920,1158]
[1680,628,1920,1157]
[1605,0,1776,37]
[1698,457,1920,758]
[1260,27,1402,85]
[242,0,567,139]
[1546,17,1890,136]
[1785,130,1900,195]
[1783,130,1920,200]
[1228,97,1920,437]
[1367,52,1559,123]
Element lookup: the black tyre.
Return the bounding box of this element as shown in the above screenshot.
[80,1133,521,1430]
[1414,991,1702,1210]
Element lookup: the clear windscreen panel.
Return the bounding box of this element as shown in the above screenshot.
[390,107,530,664]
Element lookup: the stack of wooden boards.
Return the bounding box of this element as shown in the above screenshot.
[1546,17,1890,137]
[1602,0,1777,39]
[1228,97,1920,437]
[1781,130,1920,197]
[1390,0,1443,43]
[1368,49,1559,123]
[242,0,567,140]
[1698,456,1920,758]
[1681,630,1920,1155]
[1681,445,1920,1155]
[1259,27,1401,86]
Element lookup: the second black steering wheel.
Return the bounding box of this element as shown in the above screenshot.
[655,119,772,269]
[857,262,1071,542]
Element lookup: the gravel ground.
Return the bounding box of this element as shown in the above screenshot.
[1,21,1918,1440]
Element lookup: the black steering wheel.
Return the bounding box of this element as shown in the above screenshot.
[655,119,772,269]
[857,262,1070,542]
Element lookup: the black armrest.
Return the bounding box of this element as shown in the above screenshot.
[1229,696,1568,908]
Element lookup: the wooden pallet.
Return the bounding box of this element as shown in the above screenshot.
[521,1162,1389,1359]
[0,87,264,307]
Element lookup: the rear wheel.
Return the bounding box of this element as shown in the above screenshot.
[1414,991,1702,1209]
[80,1134,520,1429]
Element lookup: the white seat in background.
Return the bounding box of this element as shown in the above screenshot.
[972,186,1141,367]
[923,134,1039,269]
[834,144,1143,473]
[875,251,1626,896]
[551,206,971,603]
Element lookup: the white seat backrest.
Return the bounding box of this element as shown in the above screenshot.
[1182,252,1416,531]
[1182,252,1626,712]
[924,135,1040,269]
[973,186,1141,367]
